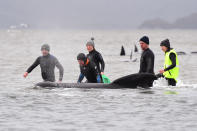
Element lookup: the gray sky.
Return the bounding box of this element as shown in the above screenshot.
[0,0,197,29]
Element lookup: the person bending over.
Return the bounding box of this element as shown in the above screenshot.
[77,53,100,83]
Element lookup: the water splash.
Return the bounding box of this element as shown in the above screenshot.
[153,78,197,89]
[153,78,168,87]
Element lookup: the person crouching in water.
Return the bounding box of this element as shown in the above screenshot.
[77,53,100,83]
[159,39,179,86]
[23,44,64,82]
[86,38,105,83]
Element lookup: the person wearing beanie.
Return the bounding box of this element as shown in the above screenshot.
[41,44,50,52]
[86,40,95,48]
[86,38,105,83]
[77,53,99,83]
[138,36,155,87]
[23,44,64,82]
[158,39,179,86]
[139,36,149,45]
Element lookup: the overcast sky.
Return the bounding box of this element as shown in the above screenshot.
[0,0,197,29]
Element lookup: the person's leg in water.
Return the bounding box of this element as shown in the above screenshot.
[97,74,102,83]
[167,78,176,86]
[156,74,176,86]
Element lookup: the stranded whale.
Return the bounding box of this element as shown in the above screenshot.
[35,73,157,89]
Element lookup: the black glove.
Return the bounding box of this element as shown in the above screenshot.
[156,73,163,79]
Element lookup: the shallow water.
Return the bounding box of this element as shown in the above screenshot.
[0,29,197,131]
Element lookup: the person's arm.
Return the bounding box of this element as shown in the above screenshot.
[27,57,40,73]
[77,73,84,83]
[145,54,154,73]
[139,59,142,73]
[97,53,105,73]
[156,73,164,79]
[24,57,40,78]
[55,58,64,82]
[164,53,176,71]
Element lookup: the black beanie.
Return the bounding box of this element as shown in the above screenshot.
[139,36,149,45]
[77,53,87,62]
[160,39,170,49]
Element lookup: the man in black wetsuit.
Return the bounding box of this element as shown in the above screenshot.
[86,38,105,83]
[23,44,64,82]
[139,36,155,87]
[158,39,179,86]
[77,53,99,83]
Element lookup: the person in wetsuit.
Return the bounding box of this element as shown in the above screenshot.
[139,36,155,87]
[77,53,99,83]
[139,36,155,74]
[23,44,64,82]
[158,39,179,86]
[86,38,105,83]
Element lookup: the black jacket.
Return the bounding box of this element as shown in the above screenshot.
[79,60,99,83]
[26,54,64,82]
[87,49,105,73]
[139,48,155,74]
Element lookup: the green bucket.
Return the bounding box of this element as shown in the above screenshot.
[102,75,111,84]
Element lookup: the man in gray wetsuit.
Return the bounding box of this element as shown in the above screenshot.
[23,44,64,82]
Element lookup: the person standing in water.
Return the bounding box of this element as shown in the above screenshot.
[86,38,105,83]
[23,44,64,82]
[159,39,179,86]
[77,53,99,83]
[139,36,155,74]
[139,36,155,87]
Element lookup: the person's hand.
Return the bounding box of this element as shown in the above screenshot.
[159,69,165,74]
[156,73,163,79]
[101,72,104,75]
[23,72,28,78]
[58,80,62,83]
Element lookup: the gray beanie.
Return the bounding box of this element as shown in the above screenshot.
[86,40,95,47]
[41,44,50,51]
